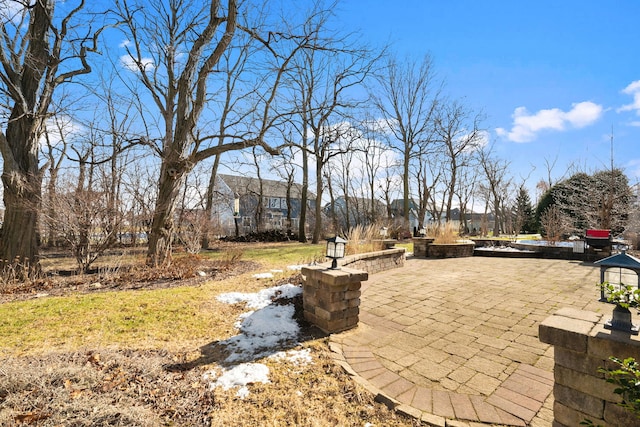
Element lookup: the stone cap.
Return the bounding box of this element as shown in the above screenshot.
[301,265,368,285]
[540,307,640,359]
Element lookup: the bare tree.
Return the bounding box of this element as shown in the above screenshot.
[477,146,512,237]
[202,37,254,248]
[286,22,379,243]
[434,99,485,221]
[45,128,122,273]
[371,54,441,233]
[0,1,103,275]
[271,143,298,237]
[42,116,71,247]
[539,205,569,243]
[114,0,321,265]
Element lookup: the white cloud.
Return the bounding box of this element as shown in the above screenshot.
[119,39,131,48]
[503,101,603,143]
[618,80,640,115]
[40,115,85,147]
[119,54,154,72]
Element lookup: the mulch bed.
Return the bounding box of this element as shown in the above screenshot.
[0,258,262,304]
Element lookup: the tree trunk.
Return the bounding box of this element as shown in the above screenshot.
[147,169,185,267]
[0,175,41,275]
[312,157,324,244]
[493,195,501,237]
[298,147,309,243]
[203,154,222,248]
[403,146,411,232]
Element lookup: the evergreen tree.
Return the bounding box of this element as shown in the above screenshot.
[535,169,631,235]
[513,186,536,233]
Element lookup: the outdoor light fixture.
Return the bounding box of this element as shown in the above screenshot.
[326,235,347,270]
[595,250,640,301]
[380,226,388,238]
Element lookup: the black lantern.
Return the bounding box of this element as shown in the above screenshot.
[595,250,640,301]
[326,236,347,269]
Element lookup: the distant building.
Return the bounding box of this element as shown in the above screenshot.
[323,196,386,229]
[390,199,424,232]
[213,174,316,235]
[448,208,495,235]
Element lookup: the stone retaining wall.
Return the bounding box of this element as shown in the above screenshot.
[339,247,406,274]
[412,238,434,257]
[427,242,475,258]
[539,307,640,426]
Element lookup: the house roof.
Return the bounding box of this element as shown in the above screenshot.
[326,195,386,210]
[217,174,316,200]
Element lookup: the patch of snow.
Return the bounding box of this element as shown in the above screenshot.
[475,246,529,252]
[269,348,313,366]
[252,272,274,279]
[223,304,299,363]
[205,284,308,396]
[206,363,270,395]
[270,269,283,273]
[216,283,302,310]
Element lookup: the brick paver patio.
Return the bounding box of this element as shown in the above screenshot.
[329,256,609,426]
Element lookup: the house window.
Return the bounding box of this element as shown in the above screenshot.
[269,197,281,209]
[242,216,252,228]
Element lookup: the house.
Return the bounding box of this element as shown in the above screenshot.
[448,208,495,235]
[390,199,424,232]
[323,196,386,229]
[214,174,316,235]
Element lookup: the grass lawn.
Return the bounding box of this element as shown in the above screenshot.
[0,241,417,426]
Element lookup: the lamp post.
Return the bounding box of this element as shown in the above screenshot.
[326,235,347,270]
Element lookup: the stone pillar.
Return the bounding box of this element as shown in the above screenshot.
[301,265,368,334]
[539,307,640,426]
[412,237,434,257]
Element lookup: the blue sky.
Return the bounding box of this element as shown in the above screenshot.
[335,1,640,195]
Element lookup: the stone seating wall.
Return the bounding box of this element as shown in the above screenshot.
[339,247,406,274]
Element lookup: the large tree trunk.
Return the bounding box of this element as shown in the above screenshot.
[0,172,42,275]
[1,103,44,277]
[0,1,53,275]
[147,167,186,267]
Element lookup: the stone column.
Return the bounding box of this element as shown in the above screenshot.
[539,307,640,426]
[301,265,368,334]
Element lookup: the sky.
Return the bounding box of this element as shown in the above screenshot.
[334,0,640,196]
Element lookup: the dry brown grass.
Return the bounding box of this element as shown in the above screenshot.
[344,224,386,256]
[429,221,460,244]
[0,243,419,426]
[0,341,418,426]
